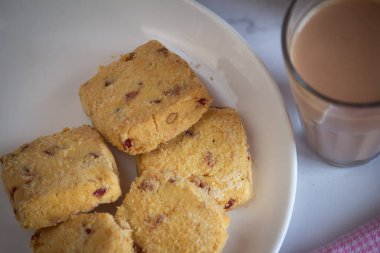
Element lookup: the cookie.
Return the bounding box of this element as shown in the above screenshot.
[79,40,212,155]
[1,125,121,229]
[137,108,253,210]
[30,213,133,253]
[115,169,229,253]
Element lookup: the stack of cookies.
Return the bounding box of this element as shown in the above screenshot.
[1,126,134,252]
[1,40,253,253]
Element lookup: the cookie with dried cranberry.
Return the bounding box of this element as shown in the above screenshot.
[115,169,229,253]
[30,213,133,253]
[79,40,212,155]
[137,108,253,210]
[0,125,121,229]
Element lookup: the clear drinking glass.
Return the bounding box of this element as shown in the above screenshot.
[282,0,380,167]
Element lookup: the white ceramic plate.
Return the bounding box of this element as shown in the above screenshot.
[0,0,297,252]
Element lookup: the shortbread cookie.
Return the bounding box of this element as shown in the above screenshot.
[115,169,229,253]
[30,213,133,253]
[1,125,121,229]
[137,108,253,210]
[79,40,212,155]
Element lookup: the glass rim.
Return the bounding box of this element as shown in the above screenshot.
[281,0,380,108]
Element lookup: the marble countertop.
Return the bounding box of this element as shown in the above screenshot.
[197,0,380,252]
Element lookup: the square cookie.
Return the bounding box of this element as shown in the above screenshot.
[137,108,253,210]
[79,40,212,155]
[1,125,121,229]
[115,169,229,253]
[31,213,133,253]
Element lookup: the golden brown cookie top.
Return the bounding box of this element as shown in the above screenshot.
[1,125,121,229]
[1,125,118,199]
[31,213,134,253]
[137,108,253,210]
[79,40,211,154]
[115,169,229,253]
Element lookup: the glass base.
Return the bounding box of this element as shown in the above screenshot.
[315,150,380,168]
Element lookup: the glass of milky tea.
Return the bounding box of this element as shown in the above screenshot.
[282,0,380,167]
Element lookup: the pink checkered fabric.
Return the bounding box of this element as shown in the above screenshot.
[311,216,380,253]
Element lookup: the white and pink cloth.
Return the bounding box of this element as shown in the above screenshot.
[311,216,380,253]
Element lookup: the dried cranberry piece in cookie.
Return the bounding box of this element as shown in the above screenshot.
[93,188,107,197]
